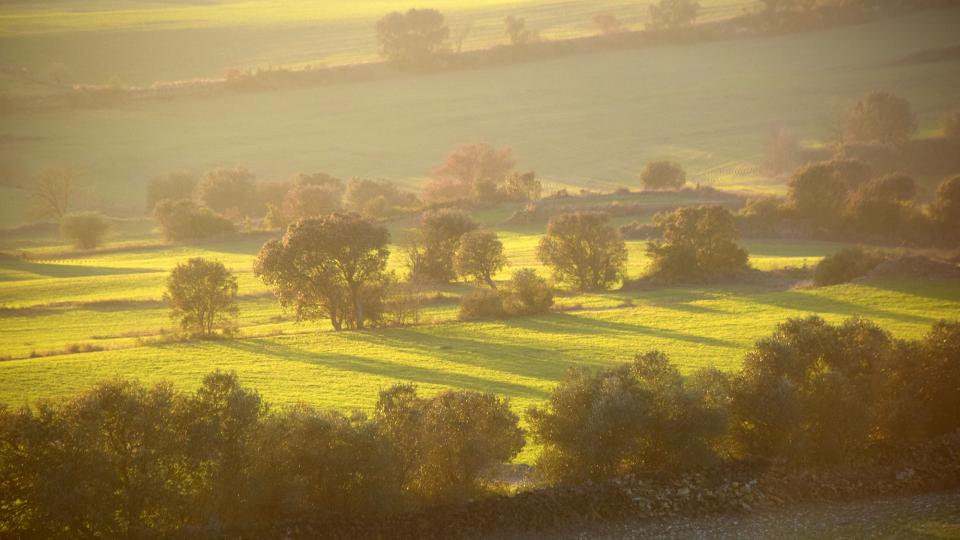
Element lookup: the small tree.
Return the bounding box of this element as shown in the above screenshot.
[640,160,686,190]
[30,167,75,221]
[503,171,542,201]
[453,230,506,289]
[196,167,258,219]
[146,172,198,211]
[647,0,701,31]
[843,91,917,146]
[646,205,749,282]
[164,258,239,336]
[408,209,478,283]
[60,212,110,249]
[504,16,539,47]
[537,211,627,291]
[945,110,960,140]
[255,213,390,331]
[376,9,449,69]
[501,268,553,315]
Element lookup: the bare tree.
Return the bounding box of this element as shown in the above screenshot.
[30,167,75,221]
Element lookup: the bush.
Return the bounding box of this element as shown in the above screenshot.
[812,247,886,286]
[501,269,554,315]
[153,198,236,242]
[639,160,686,190]
[527,351,725,483]
[458,288,505,320]
[59,212,110,249]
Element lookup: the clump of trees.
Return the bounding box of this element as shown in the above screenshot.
[344,177,420,217]
[164,258,239,336]
[0,371,524,536]
[255,213,390,331]
[458,268,554,320]
[527,315,960,482]
[646,205,749,283]
[279,173,344,226]
[842,90,917,146]
[59,212,110,249]
[537,211,627,291]
[153,198,236,242]
[146,172,198,211]
[408,209,478,283]
[640,160,686,190]
[813,247,886,286]
[376,9,449,69]
[423,143,541,205]
[504,16,540,47]
[196,166,260,219]
[647,0,701,31]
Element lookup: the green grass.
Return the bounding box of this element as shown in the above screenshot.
[2,228,959,463]
[2,9,959,226]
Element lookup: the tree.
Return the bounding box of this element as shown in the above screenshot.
[786,162,849,225]
[30,167,75,221]
[932,175,960,242]
[376,9,449,69]
[503,171,542,201]
[845,174,921,240]
[453,230,506,289]
[408,209,478,283]
[945,110,960,140]
[375,385,523,504]
[640,160,686,190]
[344,178,419,217]
[647,0,700,31]
[60,212,110,249]
[527,351,724,483]
[593,14,626,35]
[196,167,258,219]
[164,258,239,336]
[843,91,917,146]
[504,16,539,47]
[537,211,627,291]
[500,268,553,316]
[646,205,749,282]
[153,198,236,242]
[255,213,390,330]
[424,143,515,204]
[146,172,197,211]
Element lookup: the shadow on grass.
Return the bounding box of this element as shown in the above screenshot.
[217,337,547,400]
[0,259,159,281]
[748,288,939,325]
[856,279,960,303]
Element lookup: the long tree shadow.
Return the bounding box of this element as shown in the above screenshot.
[855,279,960,303]
[217,338,547,400]
[0,259,158,281]
[748,288,940,325]
[505,313,740,348]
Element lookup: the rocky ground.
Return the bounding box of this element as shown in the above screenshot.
[549,490,960,539]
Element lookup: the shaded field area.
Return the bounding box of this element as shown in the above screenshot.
[2,9,959,225]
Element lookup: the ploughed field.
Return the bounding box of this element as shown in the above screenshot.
[2,215,960,462]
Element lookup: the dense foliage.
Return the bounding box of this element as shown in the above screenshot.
[153,198,236,242]
[408,209,478,283]
[646,205,749,283]
[537,211,627,291]
[639,160,686,190]
[59,212,110,249]
[453,229,507,288]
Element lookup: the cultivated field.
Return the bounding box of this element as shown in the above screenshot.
[1,8,959,226]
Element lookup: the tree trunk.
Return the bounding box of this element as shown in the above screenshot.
[485,274,497,290]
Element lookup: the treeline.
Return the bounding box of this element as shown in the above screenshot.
[2,316,958,536]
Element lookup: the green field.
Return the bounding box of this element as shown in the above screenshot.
[3,214,960,463]
[2,8,959,226]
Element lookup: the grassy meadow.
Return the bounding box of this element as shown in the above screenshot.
[2,8,960,227]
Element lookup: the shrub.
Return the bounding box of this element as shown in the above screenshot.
[164,258,238,336]
[646,205,748,283]
[812,247,886,286]
[59,212,110,249]
[501,269,554,316]
[527,351,725,483]
[537,211,627,291]
[153,198,236,242]
[458,288,505,320]
[639,160,686,190]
